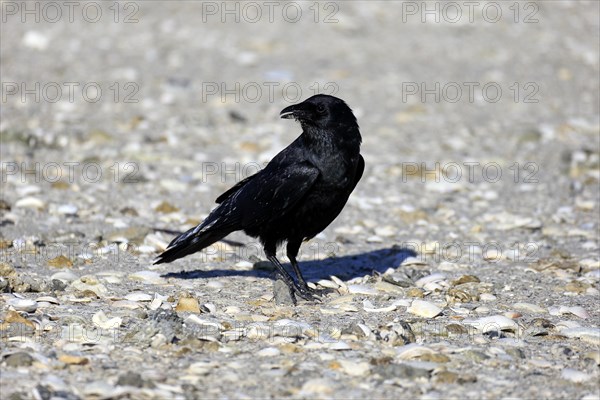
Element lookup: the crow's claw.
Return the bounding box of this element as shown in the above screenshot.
[295,285,323,303]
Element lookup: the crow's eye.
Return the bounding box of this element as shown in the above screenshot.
[316,105,326,114]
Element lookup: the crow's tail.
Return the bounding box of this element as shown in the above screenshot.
[153,225,232,265]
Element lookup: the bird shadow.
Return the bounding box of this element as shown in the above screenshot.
[161,245,417,282]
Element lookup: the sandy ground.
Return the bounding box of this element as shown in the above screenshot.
[1,1,599,399]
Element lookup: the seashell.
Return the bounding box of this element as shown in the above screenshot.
[273,319,311,338]
[559,327,600,345]
[124,292,153,302]
[402,257,427,266]
[7,298,37,313]
[512,302,545,313]
[347,284,377,295]
[149,293,167,310]
[186,361,218,375]
[463,315,518,333]
[415,273,446,288]
[356,323,372,338]
[257,347,280,357]
[201,303,217,313]
[327,341,351,350]
[407,300,442,318]
[338,359,370,376]
[561,368,591,383]
[57,204,78,215]
[529,359,553,368]
[92,311,122,330]
[391,299,412,308]
[554,320,581,330]
[184,315,223,331]
[15,197,45,210]
[50,271,78,283]
[336,304,360,312]
[446,288,474,303]
[330,275,347,291]
[175,297,200,313]
[397,344,436,360]
[451,275,480,286]
[111,300,142,310]
[362,300,397,313]
[317,279,339,289]
[70,278,108,297]
[479,293,496,302]
[382,272,414,288]
[224,306,242,314]
[35,296,59,305]
[549,306,589,319]
[247,323,273,340]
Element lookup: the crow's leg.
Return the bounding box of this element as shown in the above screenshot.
[265,245,319,304]
[286,239,320,297]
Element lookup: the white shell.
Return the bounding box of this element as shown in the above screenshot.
[347,284,377,295]
[35,296,60,305]
[125,292,153,302]
[330,275,347,291]
[57,204,78,215]
[407,300,442,318]
[257,347,280,357]
[415,273,447,288]
[559,327,600,345]
[463,315,518,332]
[327,341,351,350]
[51,271,78,283]
[338,359,370,376]
[363,300,397,313]
[202,303,217,313]
[561,368,591,383]
[92,311,122,330]
[317,279,339,289]
[512,302,546,313]
[7,298,38,313]
[15,196,45,210]
[397,344,436,360]
[149,293,167,310]
[549,306,589,319]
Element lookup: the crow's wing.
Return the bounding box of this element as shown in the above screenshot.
[215,174,256,204]
[228,161,320,228]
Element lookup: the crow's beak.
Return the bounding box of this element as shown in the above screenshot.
[280,103,309,120]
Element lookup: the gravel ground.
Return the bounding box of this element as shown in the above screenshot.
[1,1,599,399]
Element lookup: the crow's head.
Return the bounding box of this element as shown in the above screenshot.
[280,94,358,131]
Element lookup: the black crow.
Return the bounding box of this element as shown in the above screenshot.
[154,94,364,304]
